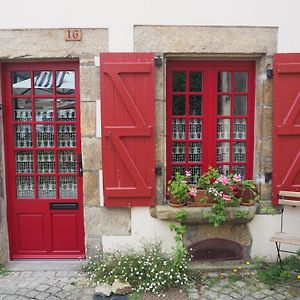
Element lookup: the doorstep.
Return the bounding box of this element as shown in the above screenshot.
[150,205,257,225]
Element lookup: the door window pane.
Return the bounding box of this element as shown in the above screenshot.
[189,95,202,116]
[216,142,230,162]
[12,72,31,95]
[173,96,185,115]
[234,119,247,139]
[234,72,248,92]
[36,125,54,148]
[58,125,76,148]
[218,95,231,115]
[217,119,230,139]
[34,71,53,95]
[233,142,246,162]
[14,99,32,121]
[15,151,33,173]
[189,119,202,139]
[37,151,55,173]
[218,72,231,92]
[57,98,76,121]
[172,166,186,177]
[234,95,247,116]
[172,142,185,162]
[56,71,75,94]
[190,72,202,92]
[58,150,76,173]
[232,165,246,179]
[59,176,77,198]
[173,72,186,92]
[172,119,185,140]
[218,165,230,176]
[15,125,32,148]
[38,176,56,199]
[189,166,202,184]
[16,176,34,199]
[189,142,202,162]
[35,98,54,121]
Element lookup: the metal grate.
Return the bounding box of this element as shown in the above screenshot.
[188,238,243,261]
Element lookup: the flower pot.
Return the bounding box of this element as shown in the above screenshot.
[168,194,186,207]
[240,201,255,206]
[186,201,213,207]
[236,186,256,203]
[194,189,207,202]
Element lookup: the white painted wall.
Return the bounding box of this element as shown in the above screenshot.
[0,0,299,52]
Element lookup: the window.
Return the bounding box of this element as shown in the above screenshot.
[166,61,255,183]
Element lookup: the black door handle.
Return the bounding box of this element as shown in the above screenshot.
[78,154,83,177]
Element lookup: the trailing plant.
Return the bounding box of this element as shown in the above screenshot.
[234,210,250,219]
[260,207,277,215]
[202,200,226,227]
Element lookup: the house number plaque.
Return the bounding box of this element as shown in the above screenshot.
[64,29,82,41]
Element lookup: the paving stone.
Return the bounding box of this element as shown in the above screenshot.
[47,286,61,295]
[36,284,50,292]
[25,290,40,298]
[35,292,51,300]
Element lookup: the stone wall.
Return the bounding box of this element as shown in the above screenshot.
[134,25,278,204]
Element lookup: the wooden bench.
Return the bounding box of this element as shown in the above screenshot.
[270,191,300,268]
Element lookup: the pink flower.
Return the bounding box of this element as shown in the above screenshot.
[189,187,198,197]
[223,194,231,202]
[216,175,229,185]
[233,174,242,182]
[185,170,192,177]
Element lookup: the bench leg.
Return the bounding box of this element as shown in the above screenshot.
[275,242,283,269]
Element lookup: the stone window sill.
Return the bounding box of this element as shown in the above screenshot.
[150,205,257,225]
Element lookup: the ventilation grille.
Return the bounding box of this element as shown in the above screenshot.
[188,238,243,261]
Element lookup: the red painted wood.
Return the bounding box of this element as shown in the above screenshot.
[273,54,300,204]
[2,61,85,259]
[166,61,255,182]
[100,53,155,207]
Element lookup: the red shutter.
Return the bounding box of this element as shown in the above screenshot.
[100,53,155,207]
[273,53,300,204]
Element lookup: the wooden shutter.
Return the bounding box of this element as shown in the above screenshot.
[100,53,155,207]
[273,53,300,204]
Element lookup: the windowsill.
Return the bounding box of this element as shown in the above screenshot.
[150,205,257,225]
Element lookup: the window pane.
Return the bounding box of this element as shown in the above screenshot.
[189,95,202,116]
[58,150,76,173]
[36,125,54,148]
[218,72,231,92]
[190,72,202,92]
[16,176,34,199]
[234,119,247,139]
[218,165,230,176]
[58,125,76,148]
[37,151,55,173]
[234,72,248,92]
[216,142,230,162]
[172,96,185,115]
[217,119,230,139]
[56,71,75,94]
[172,142,185,162]
[59,176,77,199]
[15,125,32,148]
[57,98,76,121]
[232,165,246,179]
[15,151,33,174]
[172,166,186,177]
[34,71,53,95]
[218,95,231,115]
[173,72,186,92]
[189,166,202,184]
[234,95,247,116]
[233,142,246,162]
[189,119,202,139]
[14,98,32,121]
[189,142,202,162]
[172,119,185,139]
[35,98,54,122]
[13,72,31,96]
[38,176,56,199]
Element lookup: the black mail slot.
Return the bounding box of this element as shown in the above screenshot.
[49,202,79,210]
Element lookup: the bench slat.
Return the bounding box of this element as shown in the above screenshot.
[279,191,300,198]
[270,232,300,245]
[279,199,300,206]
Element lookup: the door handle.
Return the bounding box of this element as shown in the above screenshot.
[78,154,83,177]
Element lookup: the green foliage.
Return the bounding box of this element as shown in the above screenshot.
[260,207,277,215]
[0,264,8,276]
[84,244,190,294]
[168,172,190,202]
[197,166,219,189]
[202,200,226,227]
[234,210,250,219]
[240,179,256,189]
[255,254,300,286]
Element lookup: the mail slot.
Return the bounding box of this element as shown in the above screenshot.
[49,202,79,210]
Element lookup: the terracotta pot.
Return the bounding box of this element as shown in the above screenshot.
[240,201,255,206]
[194,189,207,202]
[168,194,186,207]
[187,201,213,207]
[236,186,256,202]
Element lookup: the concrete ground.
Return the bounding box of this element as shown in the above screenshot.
[0,261,300,299]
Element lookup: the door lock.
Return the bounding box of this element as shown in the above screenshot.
[78,154,83,177]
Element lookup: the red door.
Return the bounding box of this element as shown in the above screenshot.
[2,62,85,259]
[100,53,155,207]
[273,54,300,204]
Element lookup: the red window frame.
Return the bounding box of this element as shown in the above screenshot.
[166,61,255,183]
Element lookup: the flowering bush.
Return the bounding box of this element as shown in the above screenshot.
[168,171,191,203]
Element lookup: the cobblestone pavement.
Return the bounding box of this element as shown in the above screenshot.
[1,264,300,299]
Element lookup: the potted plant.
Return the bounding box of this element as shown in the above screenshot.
[236,179,258,206]
[167,171,190,207]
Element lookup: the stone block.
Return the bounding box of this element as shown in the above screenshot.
[155,100,166,136]
[83,171,100,206]
[134,26,277,55]
[0,29,108,60]
[255,106,273,140]
[155,64,165,101]
[80,66,100,102]
[81,102,96,137]
[86,237,102,259]
[261,138,272,160]
[84,207,131,237]
[82,138,102,171]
